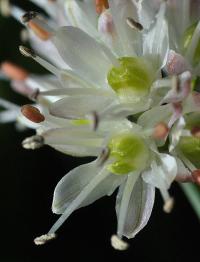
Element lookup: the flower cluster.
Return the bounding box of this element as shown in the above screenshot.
[0,0,200,250]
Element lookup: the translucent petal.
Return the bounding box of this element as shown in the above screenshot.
[52,161,123,214]
[143,3,169,68]
[52,26,112,87]
[108,0,141,56]
[142,153,177,189]
[49,95,114,119]
[116,176,155,238]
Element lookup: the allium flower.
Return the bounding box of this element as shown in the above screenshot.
[0,0,200,251]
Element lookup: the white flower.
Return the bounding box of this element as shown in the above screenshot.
[0,0,200,250]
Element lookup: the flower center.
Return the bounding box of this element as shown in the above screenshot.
[182,21,200,65]
[107,57,154,101]
[107,133,149,175]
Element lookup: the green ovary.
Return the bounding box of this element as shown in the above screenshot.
[107,57,154,100]
[107,133,149,175]
[182,21,200,65]
[178,136,200,167]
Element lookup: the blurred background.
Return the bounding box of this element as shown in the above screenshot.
[0,1,199,261]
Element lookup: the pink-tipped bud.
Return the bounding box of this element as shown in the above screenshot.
[21,105,45,123]
[192,170,200,185]
[1,62,28,81]
[153,122,169,139]
[166,50,189,75]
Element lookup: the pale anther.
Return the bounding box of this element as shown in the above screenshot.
[34,233,56,245]
[163,197,175,213]
[22,135,44,150]
[111,235,129,251]
[126,17,143,31]
[19,46,36,58]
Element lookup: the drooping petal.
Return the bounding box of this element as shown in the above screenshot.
[51,26,112,87]
[142,154,177,190]
[52,161,123,214]
[116,175,155,239]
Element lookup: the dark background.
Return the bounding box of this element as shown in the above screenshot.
[0,1,199,261]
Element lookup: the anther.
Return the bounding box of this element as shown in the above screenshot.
[21,105,45,123]
[1,62,28,81]
[19,45,36,58]
[191,170,200,185]
[34,233,56,245]
[98,147,110,166]
[21,11,38,23]
[91,111,99,131]
[22,135,44,150]
[28,20,52,41]
[153,122,169,139]
[111,235,129,251]
[126,17,143,31]
[95,0,109,14]
[163,197,175,213]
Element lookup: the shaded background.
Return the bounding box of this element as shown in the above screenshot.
[0,1,199,261]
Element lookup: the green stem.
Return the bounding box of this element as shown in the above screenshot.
[180,183,200,219]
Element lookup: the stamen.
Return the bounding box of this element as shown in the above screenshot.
[90,111,99,131]
[21,105,45,123]
[126,17,143,31]
[95,0,109,14]
[160,189,175,213]
[97,147,110,166]
[28,20,52,40]
[22,11,53,41]
[22,135,44,150]
[46,168,110,235]
[163,197,175,213]
[1,62,28,81]
[34,233,56,245]
[19,45,36,58]
[191,170,200,185]
[110,235,129,251]
[19,46,60,76]
[153,122,169,139]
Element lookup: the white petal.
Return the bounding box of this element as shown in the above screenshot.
[116,176,155,239]
[64,0,98,38]
[51,26,112,87]
[52,161,123,214]
[142,154,177,189]
[138,104,172,128]
[108,0,141,56]
[169,117,185,152]
[143,3,169,68]
[49,95,114,119]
